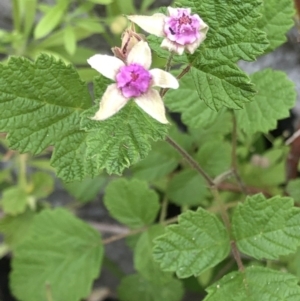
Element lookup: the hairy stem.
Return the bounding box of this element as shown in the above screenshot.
[165,136,215,186]
[159,196,169,223]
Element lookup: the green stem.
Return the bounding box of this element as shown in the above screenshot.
[12,0,21,32]
[159,196,169,224]
[231,112,247,195]
[18,153,27,189]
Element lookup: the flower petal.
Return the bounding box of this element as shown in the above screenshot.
[161,38,185,55]
[87,55,124,80]
[127,14,165,37]
[91,84,128,121]
[135,89,168,124]
[150,69,179,89]
[127,40,152,69]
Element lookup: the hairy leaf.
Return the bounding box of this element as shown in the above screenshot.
[179,0,268,62]
[80,77,169,175]
[104,178,160,229]
[191,62,256,111]
[11,209,103,301]
[204,266,300,301]
[0,55,95,182]
[287,179,300,204]
[118,273,184,301]
[153,208,230,278]
[232,194,300,259]
[236,69,296,135]
[257,0,295,52]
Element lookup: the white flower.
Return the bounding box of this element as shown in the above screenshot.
[128,7,209,55]
[87,41,179,124]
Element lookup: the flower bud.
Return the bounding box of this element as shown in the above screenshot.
[112,24,145,61]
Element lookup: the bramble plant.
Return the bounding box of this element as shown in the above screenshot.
[0,0,299,300]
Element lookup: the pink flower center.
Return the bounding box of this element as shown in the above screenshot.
[164,8,201,46]
[116,64,152,98]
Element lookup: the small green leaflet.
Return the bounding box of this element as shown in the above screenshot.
[0,209,35,249]
[118,273,184,301]
[11,209,103,301]
[166,169,208,206]
[235,69,296,135]
[204,266,300,301]
[287,179,300,204]
[134,225,173,283]
[232,194,300,260]
[104,178,160,229]
[1,187,28,215]
[257,0,295,53]
[80,76,169,175]
[153,208,230,278]
[179,0,268,62]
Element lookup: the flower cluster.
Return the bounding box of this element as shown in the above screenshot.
[88,7,208,123]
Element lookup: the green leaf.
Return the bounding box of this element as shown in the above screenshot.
[287,179,300,204]
[30,172,54,199]
[75,18,105,33]
[104,178,160,229]
[118,273,184,301]
[0,55,97,181]
[191,62,256,111]
[204,266,300,301]
[164,71,220,128]
[232,194,300,260]
[63,175,107,203]
[34,3,68,39]
[0,209,35,249]
[257,0,295,52]
[1,187,28,215]
[236,69,296,135]
[134,225,172,282]
[180,0,268,62]
[131,140,179,181]
[64,26,77,55]
[153,208,230,278]
[23,0,38,36]
[196,140,231,177]
[166,169,208,206]
[189,111,232,145]
[11,208,103,301]
[80,76,168,175]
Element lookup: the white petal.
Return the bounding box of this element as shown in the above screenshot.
[87,55,124,80]
[161,38,185,55]
[186,40,201,54]
[127,40,152,69]
[127,14,165,37]
[135,89,168,124]
[167,6,191,16]
[150,69,179,89]
[91,84,128,121]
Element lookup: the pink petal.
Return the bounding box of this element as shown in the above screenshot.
[87,55,124,80]
[127,40,152,70]
[127,14,165,37]
[149,69,179,89]
[135,89,168,124]
[160,38,185,55]
[91,84,128,121]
